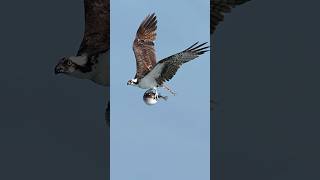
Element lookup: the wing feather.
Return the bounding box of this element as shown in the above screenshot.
[77,0,109,56]
[211,0,250,34]
[153,42,209,85]
[133,13,157,79]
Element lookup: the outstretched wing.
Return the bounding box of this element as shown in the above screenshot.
[211,0,250,34]
[148,42,209,85]
[77,0,109,56]
[133,13,157,79]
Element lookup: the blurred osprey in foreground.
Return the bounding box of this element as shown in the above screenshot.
[127,13,209,100]
[211,0,251,110]
[54,0,110,126]
[211,0,250,35]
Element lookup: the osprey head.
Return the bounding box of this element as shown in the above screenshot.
[54,57,77,75]
[127,78,138,86]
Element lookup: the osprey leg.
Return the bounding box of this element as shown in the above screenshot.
[151,87,159,100]
[162,84,176,96]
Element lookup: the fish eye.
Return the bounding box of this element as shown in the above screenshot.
[67,60,72,66]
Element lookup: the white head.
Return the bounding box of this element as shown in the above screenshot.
[127,78,138,86]
[54,55,89,75]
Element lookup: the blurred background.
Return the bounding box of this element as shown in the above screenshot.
[213,1,320,179]
[0,1,108,179]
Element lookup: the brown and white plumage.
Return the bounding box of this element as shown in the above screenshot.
[132,13,157,80]
[55,0,109,86]
[127,13,209,95]
[55,0,110,126]
[154,42,209,86]
[78,0,109,56]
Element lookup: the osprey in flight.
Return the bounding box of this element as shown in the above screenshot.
[127,13,209,98]
[54,0,110,125]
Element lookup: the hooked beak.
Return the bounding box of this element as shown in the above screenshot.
[54,65,64,75]
[127,82,130,85]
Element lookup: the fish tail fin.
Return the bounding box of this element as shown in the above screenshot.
[161,96,168,101]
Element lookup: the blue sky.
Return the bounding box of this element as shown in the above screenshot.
[110,0,210,179]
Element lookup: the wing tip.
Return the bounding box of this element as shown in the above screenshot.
[186,42,210,54]
[136,13,158,40]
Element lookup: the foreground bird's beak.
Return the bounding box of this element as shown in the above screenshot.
[54,66,63,74]
[127,82,130,85]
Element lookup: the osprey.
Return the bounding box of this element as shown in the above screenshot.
[211,0,251,110]
[54,0,110,125]
[127,13,209,97]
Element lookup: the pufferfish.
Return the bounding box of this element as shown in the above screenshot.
[143,89,168,105]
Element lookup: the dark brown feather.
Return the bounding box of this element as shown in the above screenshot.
[211,0,250,34]
[77,0,109,56]
[133,13,157,79]
[155,42,209,85]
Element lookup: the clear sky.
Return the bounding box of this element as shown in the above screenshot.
[110,0,210,179]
